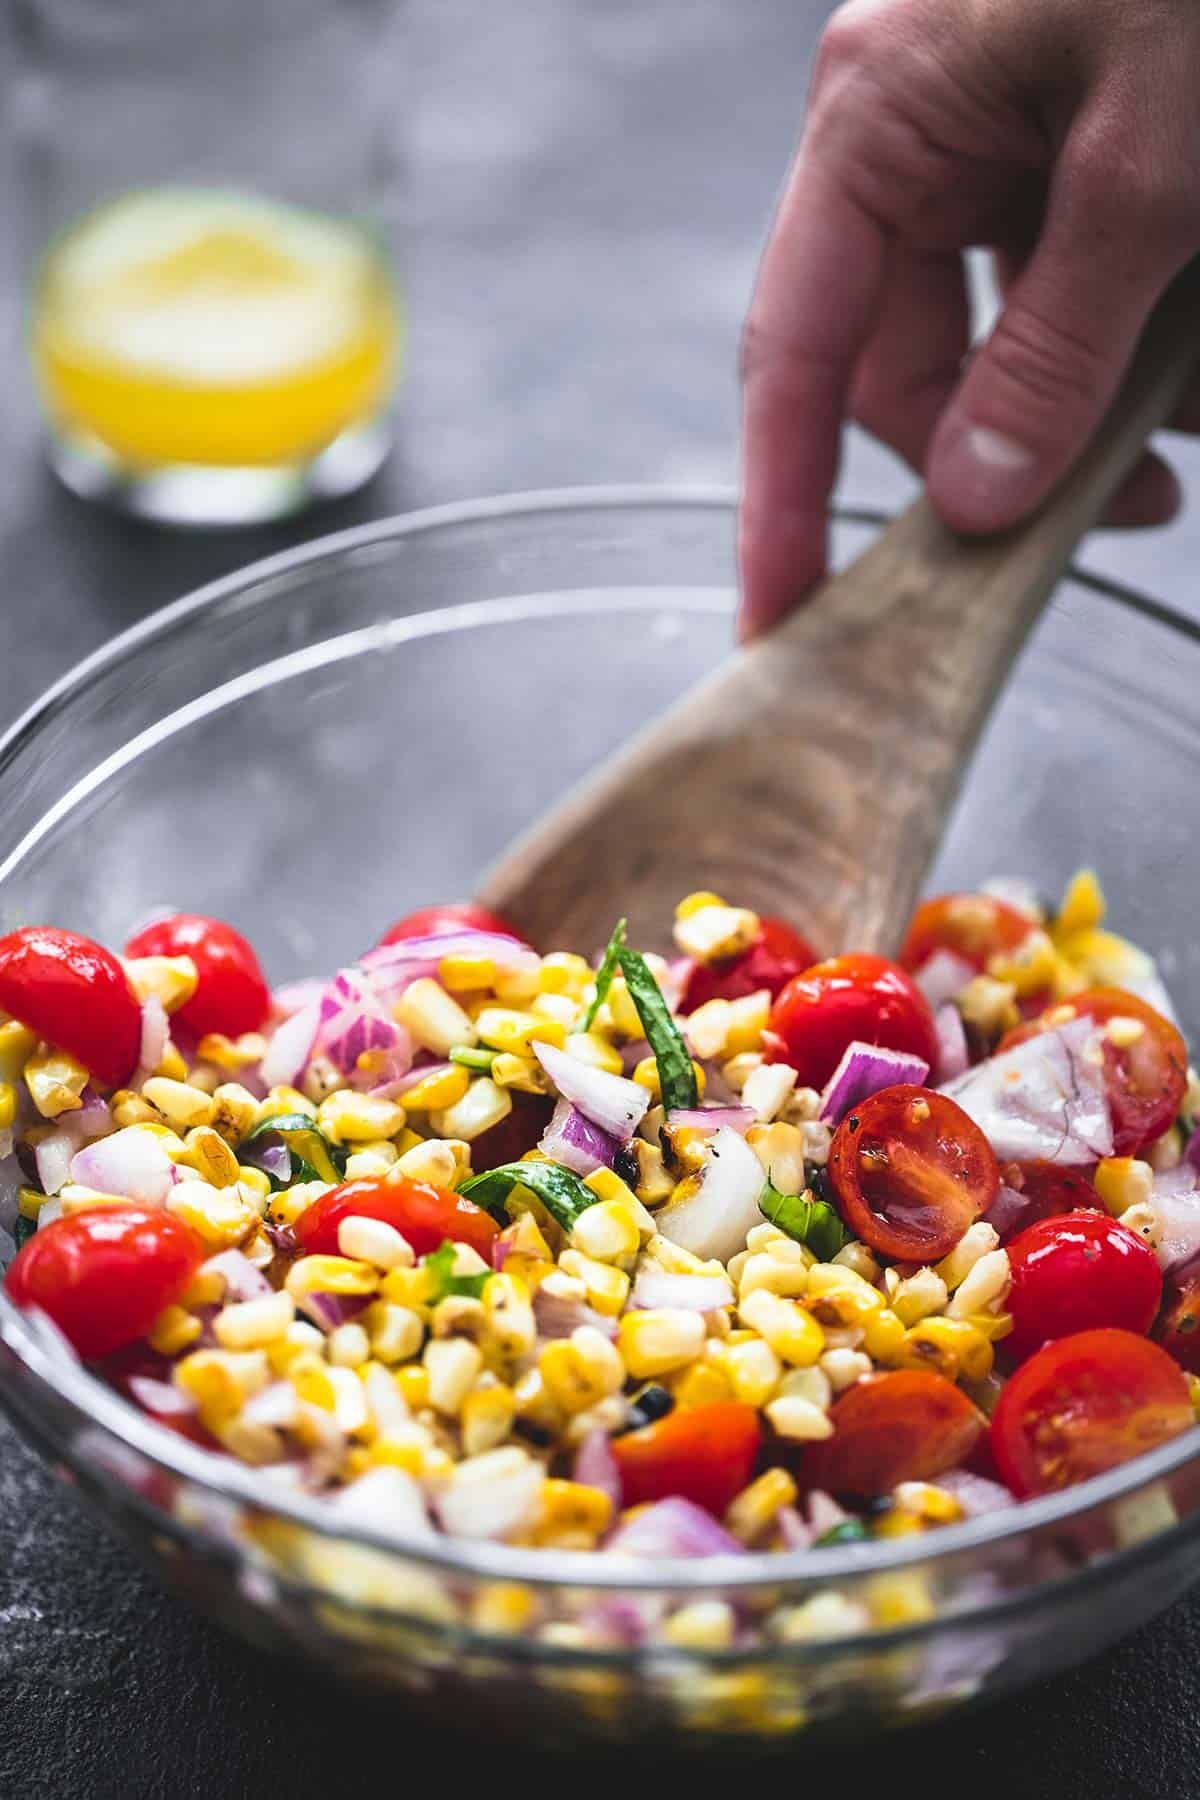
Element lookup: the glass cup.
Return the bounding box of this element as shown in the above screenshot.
[12,0,404,525]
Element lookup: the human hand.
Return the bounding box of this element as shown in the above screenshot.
[738,0,1200,638]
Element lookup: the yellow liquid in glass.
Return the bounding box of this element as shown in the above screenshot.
[32,189,400,468]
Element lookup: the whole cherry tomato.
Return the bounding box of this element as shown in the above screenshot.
[470,1090,556,1173]
[801,1371,985,1498]
[6,1206,205,1360]
[125,913,269,1039]
[0,926,141,1089]
[294,1174,500,1263]
[827,1084,999,1261]
[767,953,937,1090]
[900,892,1036,975]
[378,902,522,948]
[999,1162,1103,1232]
[1005,1211,1162,1362]
[999,987,1186,1157]
[680,916,819,1010]
[611,1400,762,1517]
[990,1328,1192,1498]
[1154,1265,1200,1374]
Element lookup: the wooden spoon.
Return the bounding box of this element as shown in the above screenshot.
[480,271,1200,957]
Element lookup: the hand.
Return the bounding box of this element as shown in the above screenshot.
[738,0,1200,638]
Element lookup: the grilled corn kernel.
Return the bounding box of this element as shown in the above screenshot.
[539,1328,624,1414]
[745,1121,807,1196]
[900,1316,994,1382]
[438,954,497,993]
[571,1198,640,1264]
[674,903,759,963]
[475,1007,565,1057]
[208,1082,260,1146]
[393,1138,460,1189]
[661,1602,737,1650]
[214,1291,295,1349]
[316,1091,407,1144]
[528,1478,613,1550]
[424,1337,484,1414]
[196,1034,266,1074]
[178,1125,242,1188]
[141,1078,214,1132]
[563,1032,624,1076]
[819,1347,873,1393]
[0,1082,16,1132]
[766,1394,834,1441]
[627,1138,675,1207]
[460,1381,517,1456]
[399,1065,471,1113]
[643,1232,715,1276]
[431,1293,488,1342]
[947,1248,1011,1318]
[725,991,772,1057]
[24,1046,89,1118]
[394,978,477,1056]
[682,1000,732,1062]
[891,1266,950,1327]
[166,1179,258,1250]
[430,1078,512,1143]
[148,1304,202,1356]
[1094,1156,1156,1217]
[671,1360,734,1408]
[631,1055,707,1101]
[124,953,198,1013]
[934,1221,1001,1291]
[742,1062,797,1123]
[285,1255,379,1299]
[581,1171,656,1231]
[110,1090,160,1128]
[720,1052,763,1095]
[830,1241,880,1283]
[738,1251,810,1302]
[739,1290,824,1366]
[175,1348,269,1423]
[489,1052,550,1095]
[618,1308,706,1378]
[893,1481,964,1525]
[361,1300,424,1364]
[336,1214,414,1271]
[957,975,1019,1038]
[0,1021,38,1079]
[557,1249,630,1316]
[725,1467,798,1545]
[721,1336,783,1405]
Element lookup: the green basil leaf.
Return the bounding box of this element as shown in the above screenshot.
[241,1113,347,1188]
[449,1046,497,1071]
[580,916,627,1032]
[458,1159,598,1231]
[759,1178,849,1260]
[12,1215,35,1253]
[814,1519,868,1547]
[615,947,697,1111]
[423,1239,490,1301]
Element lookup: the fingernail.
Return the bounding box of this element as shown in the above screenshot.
[965,426,1037,473]
[928,420,1041,532]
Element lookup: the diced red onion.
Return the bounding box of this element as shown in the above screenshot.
[533,1287,619,1341]
[129,1375,196,1417]
[313,967,408,1078]
[629,1267,734,1311]
[533,1041,649,1140]
[604,1497,746,1559]
[775,1505,813,1551]
[70,1127,176,1206]
[260,999,321,1089]
[300,1290,371,1333]
[936,1469,1016,1517]
[201,1248,273,1302]
[77,1088,112,1137]
[940,1017,1113,1165]
[572,1428,622,1509]
[271,979,327,1020]
[264,1219,300,1258]
[138,995,170,1078]
[667,1104,755,1135]
[538,1098,619,1177]
[576,1594,667,1645]
[1148,1168,1200,1271]
[819,1041,931,1126]
[360,930,538,1002]
[984,1183,1036,1242]
[435,1455,544,1541]
[806,1489,850,1538]
[655,1125,765,1263]
[620,1039,650,1074]
[914,950,976,1009]
[933,1003,970,1084]
[36,1130,78,1198]
[253,1142,293,1186]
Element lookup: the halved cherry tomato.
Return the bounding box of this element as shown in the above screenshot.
[900,892,1036,975]
[294,1175,500,1263]
[1000,1161,1103,1230]
[0,926,141,1089]
[1005,1212,1162,1362]
[827,1084,999,1261]
[801,1371,985,1498]
[990,1328,1192,1498]
[766,953,937,1091]
[470,1090,555,1173]
[378,902,522,948]
[680,916,819,1010]
[5,1206,205,1360]
[1154,1265,1200,1373]
[999,987,1187,1157]
[611,1400,762,1517]
[125,913,269,1039]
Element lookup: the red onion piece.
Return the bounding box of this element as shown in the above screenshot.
[667,1104,755,1134]
[77,1088,112,1137]
[983,1183,1036,1242]
[538,1098,620,1177]
[572,1428,622,1509]
[35,1130,78,1198]
[533,1041,649,1140]
[818,1041,931,1125]
[914,950,976,1009]
[533,1287,619,1341]
[70,1126,176,1205]
[604,1497,746,1559]
[314,967,409,1078]
[360,930,538,1002]
[260,999,321,1089]
[201,1248,273,1302]
[775,1505,813,1550]
[933,1002,970,1083]
[936,1469,1016,1517]
[271,978,328,1020]
[138,994,170,1079]
[1148,1168,1200,1271]
[940,1017,1113,1165]
[300,1290,371,1333]
[629,1267,734,1311]
[129,1375,197,1417]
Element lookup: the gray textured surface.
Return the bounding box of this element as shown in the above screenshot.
[2,3,1200,1792]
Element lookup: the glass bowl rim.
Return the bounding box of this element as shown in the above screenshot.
[2,481,1198,1598]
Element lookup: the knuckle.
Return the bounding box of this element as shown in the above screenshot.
[982,304,1107,423]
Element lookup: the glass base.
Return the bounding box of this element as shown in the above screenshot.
[46,420,390,527]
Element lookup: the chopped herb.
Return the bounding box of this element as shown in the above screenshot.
[449,1045,497,1072]
[580,916,627,1031]
[759,1177,849,1260]
[615,947,698,1111]
[814,1519,868,1547]
[615,1384,675,1436]
[241,1113,347,1189]
[12,1215,35,1252]
[424,1239,490,1301]
[458,1159,599,1231]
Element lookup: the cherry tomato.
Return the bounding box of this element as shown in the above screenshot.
[470,1090,555,1173]
[294,1175,500,1263]
[378,902,522,948]
[1154,1265,1200,1374]
[767,953,937,1091]
[680,916,819,1010]
[1005,1212,1162,1362]
[1000,1162,1103,1230]
[125,913,269,1039]
[6,1206,205,1360]
[999,987,1187,1157]
[0,926,141,1089]
[801,1371,985,1498]
[990,1328,1192,1498]
[828,1084,999,1261]
[900,892,1036,975]
[611,1400,762,1517]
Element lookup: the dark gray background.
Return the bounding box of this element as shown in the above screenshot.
[2,4,1200,1793]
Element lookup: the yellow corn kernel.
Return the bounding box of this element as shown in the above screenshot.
[286,1255,379,1299]
[316,1091,407,1144]
[481,1272,537,1358]
[601,975,643,1039]
[1053,868,1105,939]
[142,1077,215,1132]
[865,1571,936,1629]
[0,1021,38,1080]
[178,1125,242,1188]
[563,1032,624,1075]
[679,1000,731,1062]
[196,1034,266,1075]
[675,890,726,920]
[124,953,198,1014]
[0,1082,16,1131]
[674,903,759,963]
[618,1308,706,1379]
[359,1299,424,1365]
[1188,1374,1200,1421]
[1094,1156,1156,1217]
[957,976,1019,1039]
[461,1382,517,1456]
[438,955,497,993]
[393,1364,430,1411]
[326,1322,370,1369]
[205,1082,259,1146]
[261,1086,317,1121]
[379,1263,435,1309]
[406,1067,475,1115]
[933,1222,1001,1291]
[166,1179,259,1251]
[671,1360,734,1408]
[626,1138,675,1207]
[539,1329,625,1414]
[894,1480,965,1525]
[429,1078,512,1143]
[288,1352,337,1411]
[531,1479,613,1550]
[738,1250,810,1302]
[538,952,592,998]
[512,1366,565,1436]
[491,963,541,1006]
[263,1320,323,1375]
[724,990,772,1057]
[175,1348,269,1423]
[872,1506,926,1540]
[24,1046,89,1118]
[745,1121,807,1197]
[474,1007,566,1057]
[393,1137,460,1188]
[900,1316,993,1383]
[739,1290,825,1366]
[16,1186,45,1222]
[531,993,578,1029]
[721,1336,783,1406]
[725,1468,797,1545]
[59,1186,135,1217]
[490,1052,550,1095]
[148,1304,202,1356]
[109,1090,160,1128]
[214,1290,296,1350]
[470,1582,538,1634]
[394,977,477,1056]
[153,1043,190,1084]
[765,1394,834,1441]
[891,1266,949,1327]
[424,1336,484,1414]
[571,1197,642,1263]
[557,1249,630,1316]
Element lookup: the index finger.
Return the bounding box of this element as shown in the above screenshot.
[738,152,886,639]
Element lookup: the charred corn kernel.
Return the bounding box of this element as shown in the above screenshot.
[658,1122,710,1177]
[148,1304,202,1356]
[196,1033,266,1073]
[178,1125,241,1188]
[682,999,732,1061]
[424,1337,483,1414]
[176,1348,269,1422]
[438,954,497,993]
[831,1241,880,1283]
[153,1042,189,1083]
[947,1248,1011,1317]
[746,1121,807,1196]
[674,903,759,963]
[742,1062,797,1123]
[512,1365,565,1436]
[739,1290,825,1366]
[891,1266,949,1327]
[267,1178,333,1229]
[167,1179,258,1250]
[540,1328,625,1413]
[724,990,772,1056]
[393,1138,460,1188]
[628,1138,675,1206]
[286,1255,379,1300]
[316,1091,407,1144]
[430,1077,511,1143]
[361,1300,424,1364]
[774,1593,871,1642]
[563,1031,623,1075]
[901,1316,993,1382]
[490,1052,549,1095]
[1095,1156,1155,1217]
[59,1186,135,1216]
[564,1397,626,1446]
[208,1082,260,1145]
[721,1336,783,1405]
[24,1046,89,1118]
[479,1273,536,1358]
[458,1381,516,1456]
[801,1120,832,1166]
[336,1215,413,1271]
[671,1360,734,1408]
[214,1291,295,1349]
[0,1021,38,1079]
[957,975,1019,1038]
[638,1102,665,1145]
[394,978,477,1056]
[894,1480,964,1525]
[572,1199,641,1264]
[866,1571,935,1629]
[1116,1199,1160,1247]
[1053,868,1105,938]
[784,1085,823,1124]
[124,953,198,1013]
[326,1322,370,1368]
[738,1251,810,1302]
[661,1601,737,1650]
[142,1078,214,1131]
[934,1222,1001,1291]
[431,1294,488,1342]
[725,1468,798,1544]
[675,890,726,920]
[531,1479,613,1549]
[393,1364,430,1411]
[766,1395,834,1440]
[618,1308,706,1378]
[110,1090,160,1128]
[474,1007,565,1057]
[400,1065,472,1113]
[556,1249,630,1315]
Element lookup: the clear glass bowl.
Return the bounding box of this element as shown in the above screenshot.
[2,489,1200,1747]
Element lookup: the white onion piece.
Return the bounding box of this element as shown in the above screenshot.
[572,1428,622,1508]
[201,1248,272,1302]
[655,1125,765,1263]
[534,1041,649,1140]
[435,1456,544,1541]
[243,1381,302,1429]
[138,995,169,1078]
[77,1089,112,1137]
[604,1497,746,1559]
[35,1197,63,1231]
[940,1017,1112,1165]
[819,1041,931,1125]
[539,1098,619,1177]
[70,1127,176,1205]
[667,1105,755,1134]
[129,1375,196,1417]
[914,950,976,1009]
[259,999,320,1089]
[332,1466,433,1538]
[36,1130,78,1198]
[630,1267,734,1311]
[934,1003,970,1084]
[936,1469,1016,1517]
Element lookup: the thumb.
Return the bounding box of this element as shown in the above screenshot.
[926,139,1188,534]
